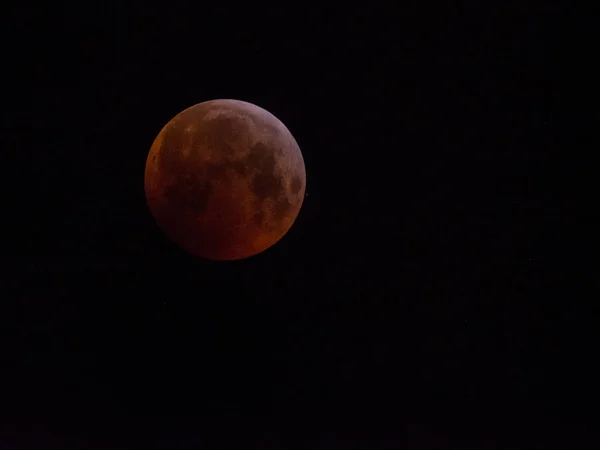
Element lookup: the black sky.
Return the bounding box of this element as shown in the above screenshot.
[3,3,592,450]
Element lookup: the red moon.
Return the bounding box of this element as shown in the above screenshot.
[144,99,306,260]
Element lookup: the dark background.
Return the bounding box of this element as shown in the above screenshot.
[2,3,592,450]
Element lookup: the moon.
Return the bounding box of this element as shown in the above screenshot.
[144,99,306,261]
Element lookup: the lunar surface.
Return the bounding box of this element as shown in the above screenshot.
[144,99,306,260]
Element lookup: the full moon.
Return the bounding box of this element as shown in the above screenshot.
[144,99,306,261]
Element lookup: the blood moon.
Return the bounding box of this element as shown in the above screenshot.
[144,99,306,261]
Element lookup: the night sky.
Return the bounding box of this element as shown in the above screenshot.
[3,3,593,450]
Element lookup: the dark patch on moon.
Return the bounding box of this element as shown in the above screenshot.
[161,159,236,216]
[253,209,265,225]
[166,162,235,214]
[246,141,284,202]
[252,172,283,202]
[231,161,249,176]
[290,175,302,196]
[274,195,292,219]
[246,142,275,174]
[164,177,212,214]
[206,163,228,180]
[242,140,295,221]
[253,196,291,226]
